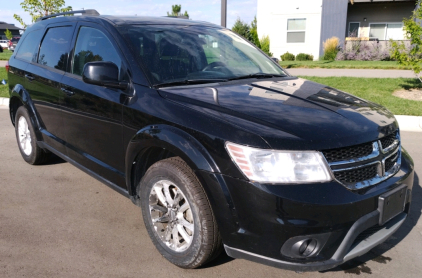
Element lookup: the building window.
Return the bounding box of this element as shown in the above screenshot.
[287,18,306,43]
[348,22,360,37]
[369,23,403,40]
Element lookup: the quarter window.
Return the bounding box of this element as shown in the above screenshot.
[38,26,73,71]
[72,27,122,77]
[15,30,42,62]
[287,18,306,43]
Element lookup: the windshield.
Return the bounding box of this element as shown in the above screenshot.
[118,25,287,85]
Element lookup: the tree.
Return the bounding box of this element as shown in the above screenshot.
[231,17,252,42]
[390,0,422,81]
[250,16,261,49]
[14,0,72,28]
[167,4,189,19]
[4,29,13,40]
[259,35,273,57]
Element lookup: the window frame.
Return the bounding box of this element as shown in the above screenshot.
[35,23,76,73]
[68,22,129,81]
[348,22,360,37]
[286,18,306,43]
[369,22,404,40]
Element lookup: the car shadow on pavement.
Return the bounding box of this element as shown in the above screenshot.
[42,153,66,165]
[325,172,421,274]
[199,252,234,269]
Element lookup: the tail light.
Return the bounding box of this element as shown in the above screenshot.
[5,61,9,72]
[8,40,12,47]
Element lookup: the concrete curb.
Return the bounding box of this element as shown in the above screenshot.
[0,97,421,132]
[0,97,9,107]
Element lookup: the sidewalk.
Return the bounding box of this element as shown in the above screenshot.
[286,68,417,78]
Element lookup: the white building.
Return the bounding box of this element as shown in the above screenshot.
[257,0,416,60]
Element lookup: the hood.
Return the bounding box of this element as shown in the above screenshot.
[158,78,398,150]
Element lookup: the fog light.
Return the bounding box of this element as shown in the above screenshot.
[298,239,317,257]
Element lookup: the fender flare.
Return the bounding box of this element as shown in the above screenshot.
[125,124,220,195]
[9,84,44,141]
[125,124,239,237]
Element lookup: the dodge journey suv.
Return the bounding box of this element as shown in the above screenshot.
[7,10,414,272]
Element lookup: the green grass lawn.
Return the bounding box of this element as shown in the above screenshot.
[302,76,422,116]
[0,49,13,60]
[280,60,411,70]
[0,68,9,98]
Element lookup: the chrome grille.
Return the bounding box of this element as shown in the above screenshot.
[380,133,397,150]
[385,152,399,172]
[334,164,378,184]
[323,131,401,190]
[322,143,373,163]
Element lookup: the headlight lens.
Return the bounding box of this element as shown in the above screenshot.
[226,142,332,183]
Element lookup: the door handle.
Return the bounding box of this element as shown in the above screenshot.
[61,87,74,96]
[25,74,35,81]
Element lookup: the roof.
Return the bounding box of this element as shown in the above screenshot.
[101,15,220,27]
[0,22,23,30]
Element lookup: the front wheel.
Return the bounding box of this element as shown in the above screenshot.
[138,157,222,268]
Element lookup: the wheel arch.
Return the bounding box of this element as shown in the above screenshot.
[125,124,220,197]
[9,84,43,141]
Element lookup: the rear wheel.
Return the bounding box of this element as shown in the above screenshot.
[15,106,50,165]
[138,157,222,268]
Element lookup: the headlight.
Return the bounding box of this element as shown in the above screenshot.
[225,142,332,183]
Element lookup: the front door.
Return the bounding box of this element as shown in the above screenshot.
[60,23,129,189]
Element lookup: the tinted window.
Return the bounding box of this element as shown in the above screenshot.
[38,26,73,71]
[72,27,122,77]
[15,30,42,62]
[118,25,285,84]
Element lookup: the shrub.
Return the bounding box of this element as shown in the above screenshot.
[296,53,314,61]
[280,52,295,61]
[336,41,395,61]
[259,35,273,56]
[323,37,339,60]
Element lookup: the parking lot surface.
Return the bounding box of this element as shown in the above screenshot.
[0,108,421,278]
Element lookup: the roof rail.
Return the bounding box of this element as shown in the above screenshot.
[35,9,100,22]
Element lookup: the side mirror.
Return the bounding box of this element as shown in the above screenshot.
[82,61,128,90]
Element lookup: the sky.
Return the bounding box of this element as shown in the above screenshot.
[0,0,257,29]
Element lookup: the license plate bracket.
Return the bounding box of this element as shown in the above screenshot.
[378,184,407,226]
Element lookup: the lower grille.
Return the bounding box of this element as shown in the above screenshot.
[351,224,385,248]
[334,164,378,184]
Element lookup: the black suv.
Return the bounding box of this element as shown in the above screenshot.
[7,10,414,272]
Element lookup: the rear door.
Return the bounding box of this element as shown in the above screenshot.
[25,23,75,153]
[60,22,129,189]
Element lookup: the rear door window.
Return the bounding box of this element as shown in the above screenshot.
[15,30,43,62]
[38,26,74,71]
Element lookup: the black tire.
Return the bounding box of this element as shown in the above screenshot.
[138,157,222,268]
[15,106,50,165]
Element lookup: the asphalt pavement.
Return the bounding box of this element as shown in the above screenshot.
[0,109,421,278]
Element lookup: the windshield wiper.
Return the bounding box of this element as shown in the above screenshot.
[228,73,286,81]
[154,79,228,88]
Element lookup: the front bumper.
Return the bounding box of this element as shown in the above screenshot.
[225,211,407,272]
[219,148,414,271]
